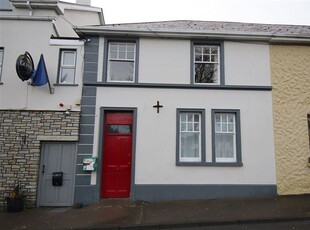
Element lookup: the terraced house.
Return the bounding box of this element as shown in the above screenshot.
[72,20,302,204]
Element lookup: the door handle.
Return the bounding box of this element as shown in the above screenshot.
[42,165,45,174]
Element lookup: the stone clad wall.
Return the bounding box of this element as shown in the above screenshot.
[270,45,310,195]
[0,110,80,208]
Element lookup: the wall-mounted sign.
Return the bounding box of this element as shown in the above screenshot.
[83,157,97,171]
[16,51,34,81]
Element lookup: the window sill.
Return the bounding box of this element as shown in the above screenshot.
[53,83,79,87]
[176,162,243,167]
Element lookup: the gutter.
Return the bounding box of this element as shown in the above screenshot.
[74,27,310,44]
[0,15,55,21]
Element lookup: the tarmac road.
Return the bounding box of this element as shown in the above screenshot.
[156,219,310,230]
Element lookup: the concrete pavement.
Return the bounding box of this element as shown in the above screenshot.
[1,194,310,229]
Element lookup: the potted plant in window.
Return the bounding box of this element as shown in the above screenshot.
[5,184,25,212]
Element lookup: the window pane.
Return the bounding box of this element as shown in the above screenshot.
[215,133,234,159]
[127,44,135,52]
[228,124,234,132]
[119,44,126,52]
[211,55,218,62]
[188,114,193,122]
[194,114,199,122]
[110,51,117,59]
[211,47,218,54]
[194,123,199,131]
[63,52,75,65]
[203,46,210,54]
[119,51,126,59]
[127,51,134,60]
[0,50,3,63]
[203,54,210,62]
[195,63,218,83]
[188,123,193,131]
[181,123,186,131]
[108,125,131,134]
[109,61,134,81]
[180,113,186,122]
[110,44,118,51]
[195,54,202,62]
[215,123,221,132]
[181,133,199,158]
[60,68,75,84]
[195,46,202,54]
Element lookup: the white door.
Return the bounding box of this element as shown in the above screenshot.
[38,142,76,206]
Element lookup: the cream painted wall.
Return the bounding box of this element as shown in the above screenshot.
[270,45,310,195]
[93,87,276,185]
[0,19,83,111]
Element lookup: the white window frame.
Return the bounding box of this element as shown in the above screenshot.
[194,45,220,85]
[0,48,4,82]
[58,49,77,84]
[214,113,237,163]
[107,42,136,83]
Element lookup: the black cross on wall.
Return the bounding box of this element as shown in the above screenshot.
[153,101,163,113]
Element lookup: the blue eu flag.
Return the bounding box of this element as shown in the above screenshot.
[31,54,49,86]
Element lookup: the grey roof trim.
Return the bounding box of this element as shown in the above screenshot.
[0,15,55,21]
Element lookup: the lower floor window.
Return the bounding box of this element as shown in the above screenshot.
[177,109,205,163]
[176,108,242,166]
[214,113,237,162]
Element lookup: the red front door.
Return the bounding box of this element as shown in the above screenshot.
[101,112,133,198]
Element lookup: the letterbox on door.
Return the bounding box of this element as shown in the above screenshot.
[52,172,63,186]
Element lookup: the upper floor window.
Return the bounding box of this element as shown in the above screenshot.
[0,48,4,82]
[58,49,77,84]
[107,42,136,82]
[192,42,224,85]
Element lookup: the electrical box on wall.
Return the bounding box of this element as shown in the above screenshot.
[83,157,97,171]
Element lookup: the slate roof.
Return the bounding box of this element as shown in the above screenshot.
[77,20,310,38]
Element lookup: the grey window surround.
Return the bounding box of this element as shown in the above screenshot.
[0,47,4,83]
[176,108,206,166]
[191,40,225,86]
[53,83,79,87]
[211,109,242,166]
[103,37,139,84]
[57,49,77,85]
[176,108,243,167]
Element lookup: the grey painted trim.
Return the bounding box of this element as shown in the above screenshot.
[211,109,242,165]
[97,107,138,201]
[82,86,97,96]
[134,184,277,201]
[190,40,225,85]
[103,37,140,84]
[74,185,97,205]
[176,108,206,166]
[0,15,55,21]
[0,47,4,83]
[53,84,78,87]
[84,82,272,91]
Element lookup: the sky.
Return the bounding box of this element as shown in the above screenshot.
[65,0,310,25]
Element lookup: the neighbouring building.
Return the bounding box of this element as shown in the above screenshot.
[0,0,103,208]
[270,44,310,195]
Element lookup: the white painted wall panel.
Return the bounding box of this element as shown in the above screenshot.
[224,41,271,86]
[139,38,190,84]
[0,20,83,111]
[94,87,276,185]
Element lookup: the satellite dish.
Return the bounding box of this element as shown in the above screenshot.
[16,51,34,81]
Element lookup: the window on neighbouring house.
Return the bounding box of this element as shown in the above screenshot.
[107,42,136,82]
[177,109,205,163]
[193,44,221,84]
[58,49,77,84]
[212,110,242,164]
[0,48,4,82]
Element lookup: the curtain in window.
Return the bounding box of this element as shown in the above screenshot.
[215,133,234,158]
[181,133,199,158]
